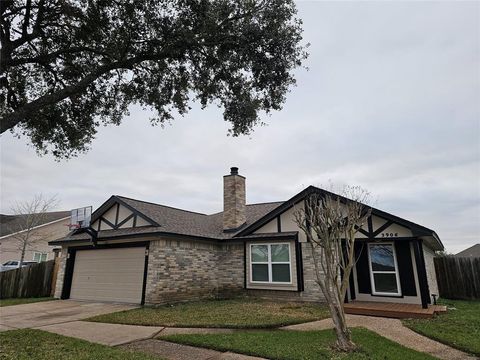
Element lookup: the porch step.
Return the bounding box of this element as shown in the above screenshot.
[344,301,445,319]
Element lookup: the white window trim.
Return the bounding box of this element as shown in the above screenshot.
[367,242,402,296]
[250,243,292,284]
[33,252,48,262]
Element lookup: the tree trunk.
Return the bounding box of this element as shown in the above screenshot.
[328,297,357,352]
[19,238,27,268]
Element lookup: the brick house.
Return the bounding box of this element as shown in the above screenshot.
[51,168,443,308]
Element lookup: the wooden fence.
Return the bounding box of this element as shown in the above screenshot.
[434,256,480,300]
[0,259,57,299]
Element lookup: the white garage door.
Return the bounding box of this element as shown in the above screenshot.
[70,247,146,304]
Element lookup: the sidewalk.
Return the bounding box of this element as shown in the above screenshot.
[37,320,264,360]
[281,314,476,360]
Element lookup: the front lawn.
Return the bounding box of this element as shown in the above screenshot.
[0,329,160,360]
[0,297,55,307]
[87,298,330,328]
[403,299,480,356]
[160,328,436,360]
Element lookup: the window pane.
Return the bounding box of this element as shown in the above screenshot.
[373,273,398,293]
[272,264,290,282]
[33,253,40,262]
[271,244,289,262]
[251,245,268,262]
[370,245,395,271]
[41,253,47,262]
[252,264,269,281]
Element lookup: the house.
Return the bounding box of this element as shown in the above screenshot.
[455,243,480,258]
[50,168,443,309]
[0,211,71,264]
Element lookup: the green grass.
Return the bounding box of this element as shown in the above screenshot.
[0,297,55,307]
[0,329,160,360]
[87,298,330,328]
[160,328,436,360]
[403,299,480,356]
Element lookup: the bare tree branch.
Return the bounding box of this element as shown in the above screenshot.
[8,194,58,266]
[293,186,371,352]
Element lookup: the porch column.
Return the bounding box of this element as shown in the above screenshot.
[412,239,430,309]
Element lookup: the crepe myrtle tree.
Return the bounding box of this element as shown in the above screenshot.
[7,194,58,267]
[293,186,371,352]
[0,0,308,158]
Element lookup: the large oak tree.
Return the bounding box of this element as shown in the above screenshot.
[0,0,307,158]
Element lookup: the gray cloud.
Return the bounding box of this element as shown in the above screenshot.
[1,1,479,253]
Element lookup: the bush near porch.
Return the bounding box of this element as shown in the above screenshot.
[403,299,480,356]
[87,298,330,328]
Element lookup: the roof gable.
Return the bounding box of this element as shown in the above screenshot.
[90,196,159,231]
[236,186,443,249]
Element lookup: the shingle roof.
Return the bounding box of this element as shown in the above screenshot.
[455,244,480,258]
[0,211,71,237]
[54,196,283,243]
[117,195,283,239]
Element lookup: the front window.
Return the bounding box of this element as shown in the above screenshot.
[251,243,291,283]
[368,243,401,296]
[33,252,48,262]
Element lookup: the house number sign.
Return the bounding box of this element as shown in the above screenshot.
[381,232,398,237]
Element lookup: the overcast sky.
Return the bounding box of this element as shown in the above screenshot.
[1,1,479,253]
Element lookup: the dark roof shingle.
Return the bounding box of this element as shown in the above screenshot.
[0,211,71,237]
[455,244,480,258]
[57,196,283,242]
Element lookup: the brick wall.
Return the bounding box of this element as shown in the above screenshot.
[54,238,327,305]
[144,238,244,304]
[53,247,67,298]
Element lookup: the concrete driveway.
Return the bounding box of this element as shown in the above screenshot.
[0,300,137,331]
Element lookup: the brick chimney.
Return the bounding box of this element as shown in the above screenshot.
[223,167,246,231]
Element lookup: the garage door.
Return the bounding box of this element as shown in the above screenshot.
[70,247,146,304]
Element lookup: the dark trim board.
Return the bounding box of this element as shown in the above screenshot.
[61,250,76,300]
[295,236,304,292]
[141,242,150,305]
[60,241,150,304]
[413,239,430,308]
[117,213,135,228]
[51,231,240,246]
[90,195,160,228]
[243,242,247,289]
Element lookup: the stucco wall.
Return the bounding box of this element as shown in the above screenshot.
[0,218,70,265]
[423,244,439,296]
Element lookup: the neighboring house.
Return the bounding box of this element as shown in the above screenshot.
[51,168,443,308]
[0,211,71,264]
[455,244,480,258]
